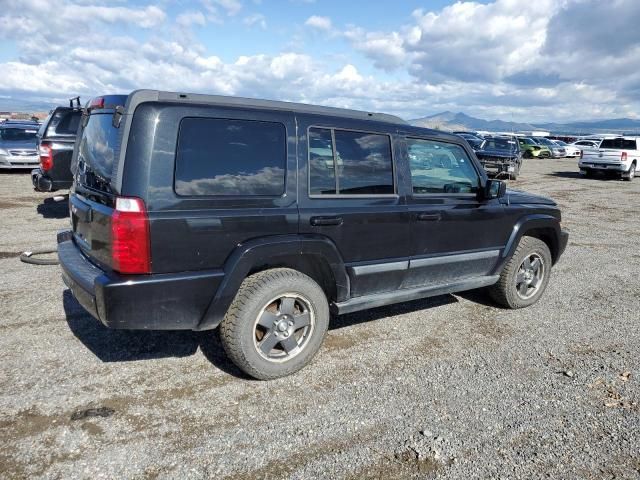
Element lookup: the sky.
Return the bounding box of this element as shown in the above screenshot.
[0,0,639,122]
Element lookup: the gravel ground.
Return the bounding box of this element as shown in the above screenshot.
[0,160,638,479]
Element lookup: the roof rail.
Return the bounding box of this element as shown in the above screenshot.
[69,96,81,108]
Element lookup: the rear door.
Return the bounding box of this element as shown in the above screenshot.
[297,115,410,298]
[401,136,510,289]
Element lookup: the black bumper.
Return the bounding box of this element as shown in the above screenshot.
[558,229,569,259]
[31,168,73,192]
[58,233,225,330]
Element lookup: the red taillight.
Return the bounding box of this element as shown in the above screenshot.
[39,142,53,171]
[621,152,627,161]
[111,197,151,274]
[90,97,105,109]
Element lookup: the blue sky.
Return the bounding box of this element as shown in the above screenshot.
[0,0,639,122]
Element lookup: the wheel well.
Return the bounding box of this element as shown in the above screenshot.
[524,228,559,264]
[247,254,338,302]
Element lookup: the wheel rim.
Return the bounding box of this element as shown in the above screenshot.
[515,253,545,300]
[253,293,315,363]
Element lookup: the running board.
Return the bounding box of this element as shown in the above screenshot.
[331,275,500,315]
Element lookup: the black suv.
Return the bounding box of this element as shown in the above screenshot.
[32,99,83,192]
[58,90,568,379]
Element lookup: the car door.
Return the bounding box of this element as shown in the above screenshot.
[296,115,410,298]
[400,136,512,289]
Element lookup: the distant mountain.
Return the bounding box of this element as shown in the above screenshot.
[410,111,537,133]
[410,111,640,134]
[0,96,56,113]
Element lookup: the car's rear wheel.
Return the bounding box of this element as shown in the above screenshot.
[623,163,635,181]
[220,268,329,380]
[488,236,552,309]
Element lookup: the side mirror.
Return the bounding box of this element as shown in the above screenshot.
[484,179,506,199]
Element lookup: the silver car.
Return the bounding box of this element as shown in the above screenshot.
[536,137,566,158]
[0,122,40,169]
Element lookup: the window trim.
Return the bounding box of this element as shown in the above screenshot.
[173,116,288,199]
[405,136,482,198]
[307,125,398,199]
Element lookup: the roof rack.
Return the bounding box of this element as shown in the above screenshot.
[69,96,81,108]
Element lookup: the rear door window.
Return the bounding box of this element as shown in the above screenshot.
[308,127,394,196]
[76,113,121,185]
[174,117,286,196]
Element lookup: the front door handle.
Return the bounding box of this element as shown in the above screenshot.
[417,213,441,222]
[310,216,343,226]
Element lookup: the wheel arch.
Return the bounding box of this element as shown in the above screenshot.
[195,234,349,330]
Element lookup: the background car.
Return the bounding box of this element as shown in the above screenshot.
[518,137,552,158]
[571,139,601,149]
[551,140,580,157]
[535,137,566,158]
[0,121,40,169]
[475,135,523,180]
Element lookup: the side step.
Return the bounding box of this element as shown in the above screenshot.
[331,275,499,315]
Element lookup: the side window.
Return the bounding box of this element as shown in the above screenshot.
[407,138,480,195]
[55,111,82,135]
[308,127,394,195]
[175,117,286,196]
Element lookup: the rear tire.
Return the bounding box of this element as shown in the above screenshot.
[623,163,635,182]
[489,236,552,309]
[220,268,329,380]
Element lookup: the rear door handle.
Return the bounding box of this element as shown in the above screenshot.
[417,213,441,222]
[310,216,343,226]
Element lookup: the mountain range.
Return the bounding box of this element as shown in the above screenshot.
[410,111,640,134]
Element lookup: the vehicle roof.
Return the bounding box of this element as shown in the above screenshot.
[0,122,40,128]
[125,89,408,126]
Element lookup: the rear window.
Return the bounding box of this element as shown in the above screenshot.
[76,113,120,183]
[308,127,394,196]
[175,117,286,196]
[0,127,38,141]
[600,138,637,150]
[53,110,82,135]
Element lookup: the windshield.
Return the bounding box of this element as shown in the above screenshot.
[0,127,39,141]
[554,140,567,146]
[481,138,518,152]
[537,138,556,147]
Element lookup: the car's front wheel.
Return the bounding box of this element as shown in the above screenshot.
[220,268,329,380]
[488,236,552,309]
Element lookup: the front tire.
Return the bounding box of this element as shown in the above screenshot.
[489,236,552,309]
[220,268,330,380]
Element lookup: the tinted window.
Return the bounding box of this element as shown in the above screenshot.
[308,127,394,195]
[55,111,82,135]
[407,138,479,194]
[175,117,286,196]
[77,113,120,184]
[600,138,637,150]
[0,127,38,141]
[309,128,336,195]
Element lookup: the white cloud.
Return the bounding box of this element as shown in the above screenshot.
[176,11,207,28]
[243,13,266,29]
[304,15,332,31]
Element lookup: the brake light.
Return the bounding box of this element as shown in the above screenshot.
[90,97,105,109]
[111,197,151,274]
[621,152,627,161]
[39,142,53,171]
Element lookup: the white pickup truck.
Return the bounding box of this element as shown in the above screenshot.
[579,137,638,181]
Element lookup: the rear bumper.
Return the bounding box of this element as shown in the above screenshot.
[579,161,627,172]
[58,232,225,330]
[31,168,72,192]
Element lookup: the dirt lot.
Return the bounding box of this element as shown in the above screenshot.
[0,160,638,479]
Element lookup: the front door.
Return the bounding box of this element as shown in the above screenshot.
[401,136,511,289]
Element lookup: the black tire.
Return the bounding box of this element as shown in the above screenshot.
[220,268,329,380]
[580,168,593,178]
[623,163,636,182]
[488,236,552,309]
